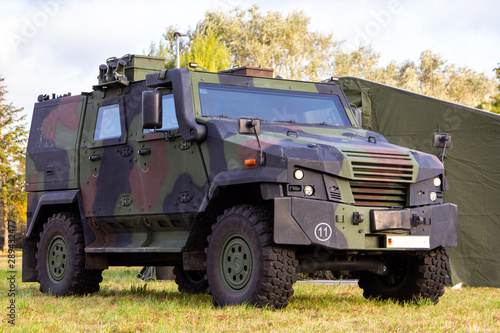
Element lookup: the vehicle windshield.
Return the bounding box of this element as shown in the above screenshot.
[198,83,352,127]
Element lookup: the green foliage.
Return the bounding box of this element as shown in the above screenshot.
[181,27,231,72]
[148,25,231,72]
[332,45,382,79]
[0,76,28,244]
[198,4,337,81]
[477,95,500,114]
[477,62,500,113]
[333,48,498,107]
[147,26,190,69]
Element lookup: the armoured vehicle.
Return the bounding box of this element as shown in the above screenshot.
[23,55,457,308]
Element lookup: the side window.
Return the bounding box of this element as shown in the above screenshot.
[94,104,121,140]
[160,94,178,130]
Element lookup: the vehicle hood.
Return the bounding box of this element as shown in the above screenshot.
[203,119,443,183]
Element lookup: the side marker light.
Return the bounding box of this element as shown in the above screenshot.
[245,159,257,166]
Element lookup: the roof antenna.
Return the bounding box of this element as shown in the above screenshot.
[174,32,189,68]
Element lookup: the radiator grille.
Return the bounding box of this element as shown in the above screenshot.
[343,150,415,182]
[350,181,407,207]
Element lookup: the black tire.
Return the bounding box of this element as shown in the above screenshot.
[358,247,450,304]
[36,212,103,296]
[173,265,208,294]
[205,205,297,309]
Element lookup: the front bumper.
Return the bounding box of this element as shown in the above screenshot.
[273,197,457,250]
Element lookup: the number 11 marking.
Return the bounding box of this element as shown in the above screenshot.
[314,223,332,241]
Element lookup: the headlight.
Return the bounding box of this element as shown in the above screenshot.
[304,185,315,196]
[294,169,304,180]
[433,177,442,187]
[430,191,437,201]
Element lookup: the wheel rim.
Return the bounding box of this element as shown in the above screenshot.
[46,236,68,284]
[186,270,205,283]
[382,256,408,287]
[220,234,253,293]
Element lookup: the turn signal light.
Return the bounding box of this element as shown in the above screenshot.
[245,159,257,166]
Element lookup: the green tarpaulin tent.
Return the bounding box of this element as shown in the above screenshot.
[338,76,500,287]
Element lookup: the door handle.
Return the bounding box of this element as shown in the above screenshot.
[138,148,151,156]
[89,154,101,161]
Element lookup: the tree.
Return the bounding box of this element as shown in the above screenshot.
[0,76,28,251]
[148,26,231,72]
[197,6,496,107]
[150,5,498,109]
[147,26,190,69]
[396,60,420,92]
[180,27,231,72]
[333,48,498,108]
[332,45,382,79]
[196,5,337,80]
[477,63,500,114]
[416,50,497,107]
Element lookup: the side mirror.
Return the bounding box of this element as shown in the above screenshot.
[432,132,453,149]
[350,104,362,128]
[142,91,162,130]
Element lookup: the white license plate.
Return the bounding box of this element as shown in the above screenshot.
[386,236,430,249]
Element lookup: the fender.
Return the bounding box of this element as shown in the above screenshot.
[26,189,79,238]
[198,167,287,213]
[23,189,81,282]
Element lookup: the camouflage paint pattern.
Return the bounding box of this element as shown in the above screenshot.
[77,81,208,252]
[25,95,84,230]
[24,57,457,271]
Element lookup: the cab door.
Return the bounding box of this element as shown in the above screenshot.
[80,96,134,219]
[131,92,209,217]
[80,89,209,222]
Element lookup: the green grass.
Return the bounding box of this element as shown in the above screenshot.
[1,254,499,332]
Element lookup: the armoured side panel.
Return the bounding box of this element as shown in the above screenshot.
[26,95,85,192]
[78,81,209,253]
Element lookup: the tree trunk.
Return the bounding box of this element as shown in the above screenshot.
[0,125,7,252]
[1,197,7,252]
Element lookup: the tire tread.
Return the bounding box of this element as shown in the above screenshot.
[358,247,449,304]
[36,212,102,296]
[206,204,297,309]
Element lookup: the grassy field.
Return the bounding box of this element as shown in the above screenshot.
[1,254,499,332]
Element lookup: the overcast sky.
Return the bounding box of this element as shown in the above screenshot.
[1,0,499,124]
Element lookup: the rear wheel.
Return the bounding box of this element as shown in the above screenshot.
[173,265,208,294]
[358,247,449,304]
[205,205,297,309]
[36,213,102,296]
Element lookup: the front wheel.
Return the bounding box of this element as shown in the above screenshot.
[205,205,297,309]
[36,213,102,296]
[358,247,450,304]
